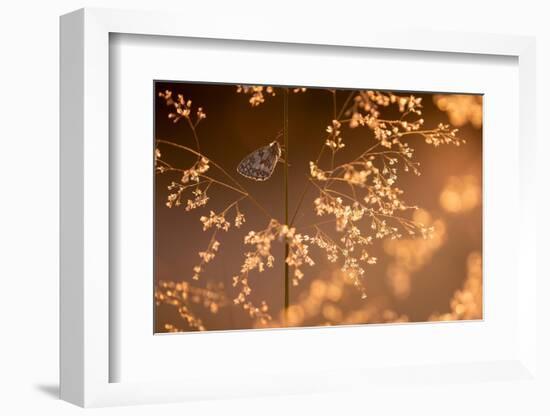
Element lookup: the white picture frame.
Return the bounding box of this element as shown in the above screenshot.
[60,7,538,407]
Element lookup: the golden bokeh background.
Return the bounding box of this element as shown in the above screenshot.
[154,83,482,332]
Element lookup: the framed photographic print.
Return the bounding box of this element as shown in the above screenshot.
[60,8,539,408]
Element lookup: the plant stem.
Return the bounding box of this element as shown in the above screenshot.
[283,88,290,324]
[289,90,355,227]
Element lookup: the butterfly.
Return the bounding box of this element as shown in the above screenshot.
[237,141,282,181]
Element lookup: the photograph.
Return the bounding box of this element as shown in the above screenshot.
[2,1,545,414]
[154,82,483,333]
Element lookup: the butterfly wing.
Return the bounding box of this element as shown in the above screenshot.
[237,142,280,181]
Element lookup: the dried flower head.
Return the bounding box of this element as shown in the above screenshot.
[236,85,276,107]
[155,280,229,331]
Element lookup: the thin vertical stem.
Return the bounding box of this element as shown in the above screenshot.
[283,88,290,324]
[289,89,353,227]
[330,90,337,170]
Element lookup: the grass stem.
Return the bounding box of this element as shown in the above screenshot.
[283,88,290,324]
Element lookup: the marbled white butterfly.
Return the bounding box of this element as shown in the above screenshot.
[237,141,282,181]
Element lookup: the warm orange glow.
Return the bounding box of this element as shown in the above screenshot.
[430,252,482,321]
[384,210,447,299]
[433,94,483,128]
[155,83,482,332]
[439,175,481,214]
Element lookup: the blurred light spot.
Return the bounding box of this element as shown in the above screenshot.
[439,175,481,214]
[434,94,483,128]
[430,251,482,321]
[384,212,447,300]
[326,282,343,302]
[310,279,327,299]
[322,304,343,322]
[286,305,305,326]
[413,208,432,225]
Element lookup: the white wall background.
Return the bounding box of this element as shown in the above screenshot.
[0,1,548,414]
